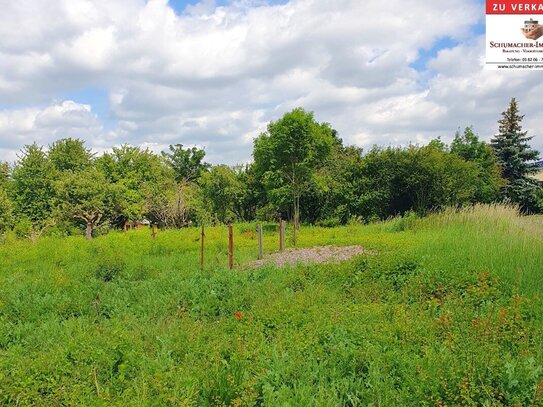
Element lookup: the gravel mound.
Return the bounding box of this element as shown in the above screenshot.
[251,245,367,268]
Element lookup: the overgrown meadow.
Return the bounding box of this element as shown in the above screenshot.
[1,205,542,406]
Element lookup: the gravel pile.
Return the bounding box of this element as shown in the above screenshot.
[251,245,367,268]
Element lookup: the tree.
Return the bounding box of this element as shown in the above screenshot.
[162,144,210,183]
[96,145,170,222]
[0,161,9,189]
[48,138,94,172]
[335,144,480,220]
[451,127,504,203]
[317,145,371,223]
[0,188,12,233]
[0,162,13,232]
[199,165,243,224]
[12,144,56,233]
[490,98,541,211]
[231,164,260,222]
[55,168,112,240]
[253,108,335,244]
[145,179,200,228]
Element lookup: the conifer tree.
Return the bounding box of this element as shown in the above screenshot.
[491,98,541,211]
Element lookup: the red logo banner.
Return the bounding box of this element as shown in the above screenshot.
[486,0,543,14]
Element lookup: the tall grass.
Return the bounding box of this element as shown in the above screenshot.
[0,205,541,405]
[412,204,543,296]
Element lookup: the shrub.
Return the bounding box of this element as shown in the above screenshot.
[94,257,125,282]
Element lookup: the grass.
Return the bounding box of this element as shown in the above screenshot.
[0,205,542,406]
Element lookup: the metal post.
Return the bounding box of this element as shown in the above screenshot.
[279,219,285,252]
[200,225,205,271]
[228,224,234,270]
[257,224,263,260]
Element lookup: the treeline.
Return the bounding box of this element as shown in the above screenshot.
[0,98,541,240]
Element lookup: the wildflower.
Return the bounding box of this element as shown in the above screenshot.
[235,312,243,319]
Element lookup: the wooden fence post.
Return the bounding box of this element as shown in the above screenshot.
[257,224,263,260]
[200,225,205,271]
[279,219,285,252]
[228,224,234,270]
[151,223,157,239]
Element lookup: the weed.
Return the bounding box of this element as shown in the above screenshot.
[0,205,541,405]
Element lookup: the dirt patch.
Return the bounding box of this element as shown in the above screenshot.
[251,245,368,268]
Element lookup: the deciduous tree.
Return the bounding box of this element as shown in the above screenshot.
[162,144,210,183]
[12,144,56,232]
[200,165,243,224]
[96,145,169,222]
[451,127,504,203]
[48,138,94,172]
[55,168,112,240]
[253,108,335,244]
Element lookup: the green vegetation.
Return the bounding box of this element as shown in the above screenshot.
[253,107,337,243]
[491,98,541,213]
[0,100,541,403]
[1,205,542,405]
[1,99,541,241]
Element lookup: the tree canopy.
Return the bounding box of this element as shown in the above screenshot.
[253,108,336,243]
[491,98,541,212]
[1,104,541,240]
[162,144,210,183]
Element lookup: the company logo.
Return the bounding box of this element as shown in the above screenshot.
[522,18,543,39]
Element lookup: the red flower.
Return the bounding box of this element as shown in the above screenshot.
[235,312,243,319]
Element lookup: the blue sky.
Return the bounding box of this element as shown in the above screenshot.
[59,0,292,136]
[168,0,289,13]
[0,0,541,164]
[61,88,113,131]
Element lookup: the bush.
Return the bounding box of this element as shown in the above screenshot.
[316,217,342,228]
[255,204,280,222]
[385,211,419,232]
[13,218,33,239]
[94,257,125,282]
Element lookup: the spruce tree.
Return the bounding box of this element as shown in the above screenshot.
[491,98,541,211]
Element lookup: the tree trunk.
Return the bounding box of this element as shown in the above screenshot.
[30,224,37,244]
[293,194,300,246]
[86,222,93,240]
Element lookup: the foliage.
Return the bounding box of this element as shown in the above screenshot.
[321,144,480,221]
[2,102,541,233]
[96,145,170,222]
[162,144,210,183]
[12,143,56,228]
[451,126,505,203]
[48,138,94,172]
[0,206,542,404]
[253,108,336,241]
[145,179,200,228]
[55,168,113,239]
[0,187,13,232]
[199,165,244,224]
[0,161,9,189]
[231,164,261,222]
[491,98,541,212]
[0,162,13,232]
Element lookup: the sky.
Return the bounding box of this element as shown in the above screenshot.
[0,0,541,164]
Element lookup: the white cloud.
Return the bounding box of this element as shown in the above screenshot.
[0,0,541,164]
[0,101,103,152]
